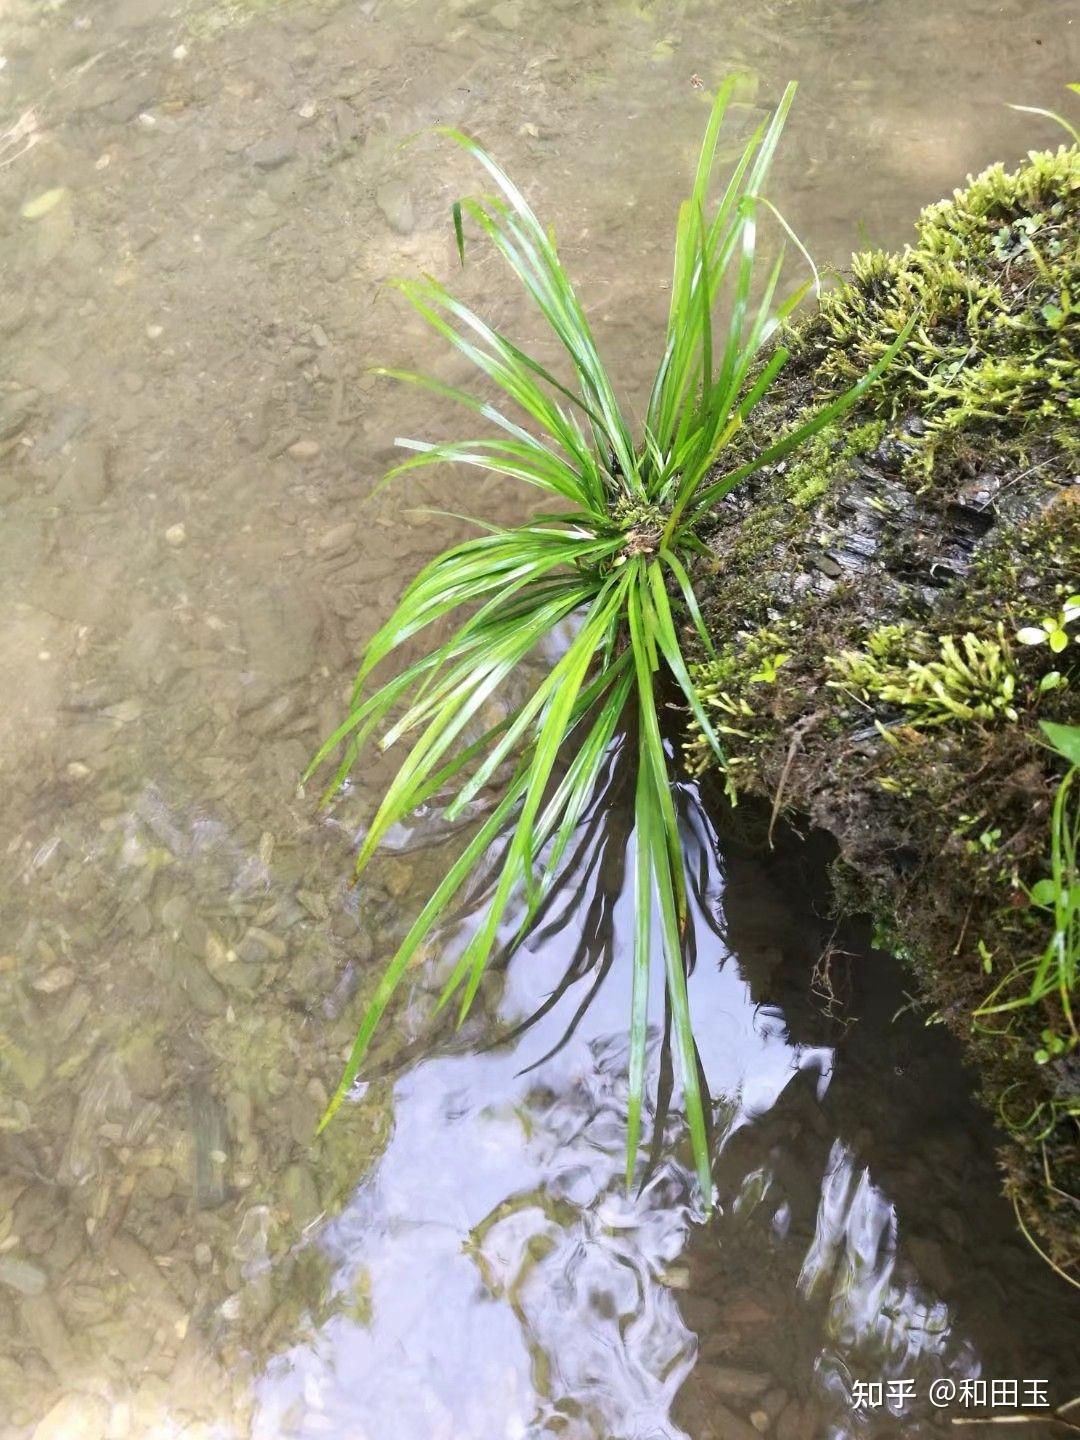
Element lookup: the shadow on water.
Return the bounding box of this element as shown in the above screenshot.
[251,753,1079,1440]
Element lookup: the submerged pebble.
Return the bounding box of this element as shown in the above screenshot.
[31,1393,108,1440]
[282,1163,320,1230]
[0,1257,47,1297]
[189,1086,231,1209]
[374,179,415,234]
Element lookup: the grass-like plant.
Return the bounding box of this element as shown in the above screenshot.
[978,720,1079,1062]
[307,78,910,1194]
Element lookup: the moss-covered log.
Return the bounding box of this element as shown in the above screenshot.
[687,141,1080,1278]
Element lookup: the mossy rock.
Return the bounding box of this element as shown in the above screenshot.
[686,140,1080,1279]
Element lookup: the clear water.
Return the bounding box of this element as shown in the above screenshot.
[0,0,1078,1435]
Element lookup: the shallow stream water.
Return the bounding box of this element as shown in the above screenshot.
[1,0,1078,1435]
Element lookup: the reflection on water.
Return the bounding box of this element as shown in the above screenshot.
[250,771,1075,1439]
[1,0,1079,1431]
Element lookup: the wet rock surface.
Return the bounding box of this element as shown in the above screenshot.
[688,141,1080,1282]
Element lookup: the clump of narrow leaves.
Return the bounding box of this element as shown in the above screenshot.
[307,77,910,1196]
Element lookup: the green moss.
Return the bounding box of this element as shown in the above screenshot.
[685,140,1080,1277]
[786,419,886,508]
[810,145,1080,470]
[826,626,1020,728]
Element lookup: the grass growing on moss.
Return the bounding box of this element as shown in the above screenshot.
[979,721,1080,1055]
[306,79,910,1196]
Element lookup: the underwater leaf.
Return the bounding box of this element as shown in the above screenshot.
[452,200,465,267]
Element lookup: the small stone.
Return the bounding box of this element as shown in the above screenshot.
[288,438,320,460]
[658,1265,690,1289]
[310,323,329,348]
[193,1242,213,1270]
[63,1285,110,1321]
[160,894,190,932]
[227,1089,254,1143]
[56,442,108,506]
[760,1389,789,1423]
[0,393,34,444]
[317,521,356,554]
[0,1257,47,1296]
[236,931,271,964]
[128,903,152,939]
[31,966,75,995]
[239,581,321,683]
[55,986,92,1043]
[21,1292,78,1378]
[104,698,142,724]
[707,1405,760,1440]
[242,926,287,960]
[704,1367,772,1399]
[286,1090,320,1147]
[206,946,260,994]
[175,955,228,1017]
[233,1205,271,1268]
[0,1097,32,1132]
[141,1167,175,1200]
[146,324,163,339]
[810,551,842,578]
[381,857,412,898]
[491,0,522,28]
[248,135,296,170]
[375,179,415,235]
[107,1235,185,1325]
[66,762,91,780]
[751,1413,770,1434]
[20,188,67,221]
[282,1163,320,1230]
[165,523,186,547]
[296,889,329,920]
[31,1394,108,1440]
